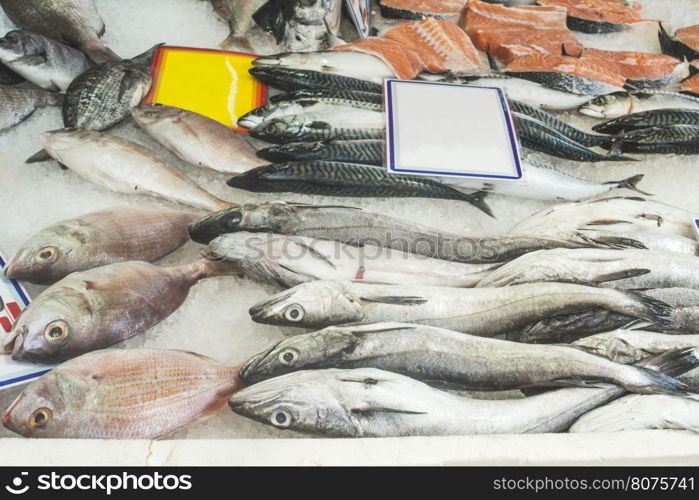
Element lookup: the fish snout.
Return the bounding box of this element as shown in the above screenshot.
[2,392,24,431]
[4,324,27,359]
[252,56,281,67]
[248,302,271,323]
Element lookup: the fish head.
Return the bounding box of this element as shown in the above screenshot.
[578,92,630,119]
[4,288,91,362]
[2,370,88,438]
[229,370,358,437]
[226,167,268,191]
[240,327,360,384]
[249,118,300,142]
[131,104,184,127]
[0,30,30,59]
[40,128,91,158]
[248,281,364,328]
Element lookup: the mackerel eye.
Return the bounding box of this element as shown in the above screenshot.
[270,408,292,428]
[278,348,299,367]
[34,246,58,264]
[284,304,305,323]
[28,407,52,429]
[43,320,69,343]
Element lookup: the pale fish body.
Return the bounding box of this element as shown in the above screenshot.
[248,280,670,333]
[3,259,234,362]
[40,129,232,212]
[477,248,699,290]
[579,91,699,120]
[0,86,62,130]
[209,232,498,288]
[239,322,688,394]
[2,349,242,439]
[5,206,202,284]
[132,104,265,174]
[0,30,91,92]
[569,394,699,433]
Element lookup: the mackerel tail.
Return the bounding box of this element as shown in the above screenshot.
[249,67,383,94]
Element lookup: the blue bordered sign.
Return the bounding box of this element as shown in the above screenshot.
[693,218,699,241]
[0,253,53,389]
[385,79,523,181]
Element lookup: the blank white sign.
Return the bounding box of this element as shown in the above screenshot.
[385,79,522,180]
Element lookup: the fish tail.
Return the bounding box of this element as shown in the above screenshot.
[81,40,121,64]
[630,367,691,395]
[220,33,253,50]
[604,174,653,196]
[25,149,52,164]
[463,191,495,218]
[636,347,699,378]
[191,256,242,281]
[624,291,672,328]
[39,91,64,107]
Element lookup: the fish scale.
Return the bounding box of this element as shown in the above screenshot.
[0,86,63,131]
[248,111,384,143]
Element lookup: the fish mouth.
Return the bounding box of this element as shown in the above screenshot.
[239,340,283,384]
[189,219,224,245]
[3,325,26,359]
[2,392,24,430]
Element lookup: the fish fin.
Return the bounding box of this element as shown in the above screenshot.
[288,202,363,211]
[253,0,287,44]
[465,190,495,218]
[10,53,47,67]
[119,68,141,101]
[603,174,652,196]
[544,378,613,389]
[625,291,673,328]
[585,218,633,226]
[220,33,254,50]
[520,387,553,397]
[348,323,418,336]
[658,23,674,53]
[619,319,652,331]
[25,149,52,164]
[589,268,651,283]
[293,241,337,269]
[350,408,427,416]
[485,47,499,72]
[664,416,699,434]
[574,231,647,250]
[193,257,242,280]
[635,347,699,378]
[81,40,120,64]
[359,296,428,306]
[634,366,690,395]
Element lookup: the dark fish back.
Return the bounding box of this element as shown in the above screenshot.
[250,67,383,93]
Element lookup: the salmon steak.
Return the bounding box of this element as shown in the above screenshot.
[463,0,568,33]
[333,37,426,79]
[470,28,582,64]
[537,0,646,34]
[581,49,688,90]
[379,0,468,21]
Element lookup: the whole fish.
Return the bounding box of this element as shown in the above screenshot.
[5,206,201,284]
[0,30,91,92]
[659,23,699,61]
[211,0,268,49]
[208,232,498,288]
[2,349,242,439]
[514,113,634,162]
[606,126,699,155]
[226,161,493,216]
[187,201,642,262]
[249,67,383,94]
[41,129,232,212]
[131,104,265,174]
[229,349,697,437]
[248,279,671,333]
[248,111,384,143]
[569,394,699,433]
[0,0,119,63]
[508,99,607,147]
[268,89,383,105]
[238,95,382,129]
[579,91,699,120]
[253,0,343,52]
[593,109,699,135]
[609,141,699,155]
[257,140,383,165]
[240,322,689,394]
[0,86,63,130]
[478,248,699,290]
[3,259,235,362]
[252,51,395,85]
[505,64,625,97]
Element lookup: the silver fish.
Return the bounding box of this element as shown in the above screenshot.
[229,349,696,437]
[0,86,62,130]
[211,0,268,49]
[239,322,689,394]
[5,206,201,284]
[579,91,699,120]
[209,232,497,288]
[248,279,671,333]
[0,0,119,63]
[3,259,235,362]
[0,30,91,92]
[41,129,232,212]
[131,104,265,175]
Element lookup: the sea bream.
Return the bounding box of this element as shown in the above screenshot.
[256,139,383,165]
[659,23,699,61]
[226,161,493,216]
[579,91,699,120]
[41,129,232,212]
[0,86,63,131]
[4,206,201,284]
[0,0,119,63]
[248,110,384,143]
[3,259,235,362]
[2,349,242,439]
[208,232,498,288]
[536,0,645,34]
[239,322,690,394]
[0,30,91,92]
[131,104,265,175]
[229,349,696,437]
[249,66,382,94]
[210,0,268,49]
[248,279,671,333]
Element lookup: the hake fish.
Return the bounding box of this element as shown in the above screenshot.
[2,349,242,439]
[3,259,235,362]
[229,349,697,437]
[240,322,689,394]
[0,30,91,92]
[0,0,119,64]
[249,67,383,94]
[208,232,498,288]
[210,0,268,49]
[41,129,232,212]
[131,104,265,175]
[248,280,671,333]
[226,161,493,216]
[248,110,384,143]
[0,86,63,131]
[5,206,201,284]
[579,91,699,120]
[257,140,383,165]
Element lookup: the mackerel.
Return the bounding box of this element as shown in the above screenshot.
[256,140,383,165]
[249,67,383,93]
[593,109,699,135]
[248,110,384,143]
[579,91,699,120]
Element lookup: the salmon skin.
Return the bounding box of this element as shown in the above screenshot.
[378,0,467,21]
[537,0,644,34]
[581,49,688,90]
[659,23,699,61]
[249,67,382,93]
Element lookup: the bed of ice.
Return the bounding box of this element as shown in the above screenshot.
[1,0,699,441]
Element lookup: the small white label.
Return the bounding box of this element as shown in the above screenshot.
[385,79,523,181]
[692,218,699,241]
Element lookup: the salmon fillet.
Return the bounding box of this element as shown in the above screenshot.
[581,49,683,81]
[384,18,484,75]
[462,0,568,33]
[470,28,583,63]
[506,53,626,88]
[537,0,644,24]
[333,38,426,80]
[682,74,699,94]
[676,25,699,52]
[379,0,468,20]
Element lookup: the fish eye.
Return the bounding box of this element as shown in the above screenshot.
[28,407,52,429]
[34,246,58,264]
[43,320,69,343]
[284,304,305,323]
[225,212,241,228]
[269,408,292,428]
[278,348,299,366]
